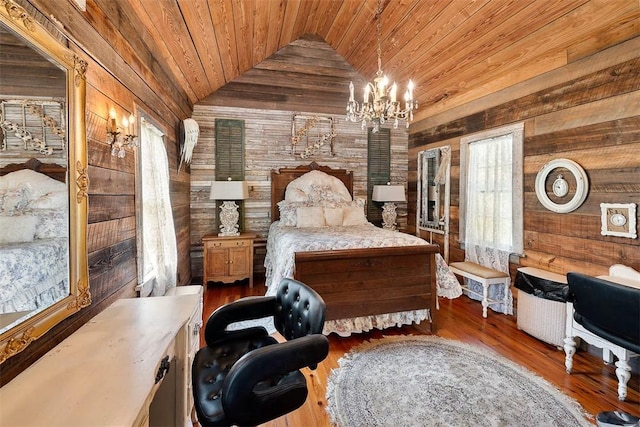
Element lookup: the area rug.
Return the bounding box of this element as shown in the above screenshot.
[326,336,591,427]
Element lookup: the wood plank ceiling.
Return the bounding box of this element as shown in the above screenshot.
[97,0,640,121]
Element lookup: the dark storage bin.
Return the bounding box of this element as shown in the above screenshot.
[514,269,569,302]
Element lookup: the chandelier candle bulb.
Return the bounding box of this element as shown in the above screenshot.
[109,108,117,132]
[378,76,387,97]
[128,114,135,135]
[349,82,355,102]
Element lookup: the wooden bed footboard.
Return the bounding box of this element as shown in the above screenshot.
[294,244,438,333]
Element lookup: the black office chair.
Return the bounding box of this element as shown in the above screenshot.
[192,278,329,426]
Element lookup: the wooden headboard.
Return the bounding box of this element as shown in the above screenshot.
[0,158,67,183]
[270,162,354,222]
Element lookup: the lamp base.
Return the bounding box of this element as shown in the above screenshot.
[218,201,240,237]
[381,202,398,231]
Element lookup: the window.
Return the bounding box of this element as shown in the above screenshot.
[367,128,390,225]
[136,117,177,296]
[214,119,245,231]
[459,123,523,254]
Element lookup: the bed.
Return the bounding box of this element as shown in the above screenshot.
[265,162,438,336]
[0,159,69,329]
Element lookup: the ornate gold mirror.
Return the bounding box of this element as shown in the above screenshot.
[0,1,90,363]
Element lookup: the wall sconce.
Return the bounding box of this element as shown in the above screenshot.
[107,108,139,158]
[210,178,249,236]
[372,183,406,231]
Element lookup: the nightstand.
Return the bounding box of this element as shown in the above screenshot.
[202,233,256,288]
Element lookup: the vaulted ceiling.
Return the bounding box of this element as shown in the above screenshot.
[88,0,640,122]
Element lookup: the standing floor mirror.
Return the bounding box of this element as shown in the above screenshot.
[417,146,451,261]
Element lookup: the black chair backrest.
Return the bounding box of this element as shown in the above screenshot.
[567,272,640,352]
[274,278,326,340]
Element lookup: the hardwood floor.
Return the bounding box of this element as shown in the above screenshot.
[201,279,640,426]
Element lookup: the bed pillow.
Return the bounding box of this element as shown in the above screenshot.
[277,200,308,226]
[285,170,351,202]
[284,187,307,203]
[0,215,38,244]
[31,209,68,239]
[0,169,65,198]
[29,190,68,209]
[0,185,32,213]
[308,184,349,206]
[342,206,367,226]
[296,206,325,227]
[323,207,344,226]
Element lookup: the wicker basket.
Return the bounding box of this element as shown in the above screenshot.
[516,289,566,348]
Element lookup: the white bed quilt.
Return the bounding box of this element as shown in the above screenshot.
[0,237,68,314]
[265,221,432,336]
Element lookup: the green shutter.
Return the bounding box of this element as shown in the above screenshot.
[367,128,391,225]
[215,119,246,230]
[215,119,245,181]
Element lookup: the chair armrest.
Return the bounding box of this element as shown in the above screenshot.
[204,296,277,345]
[222,334,330,424]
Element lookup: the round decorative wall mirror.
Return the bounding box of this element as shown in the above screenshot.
[535,158,589,213]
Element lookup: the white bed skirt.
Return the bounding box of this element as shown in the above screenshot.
[322,309,431,337]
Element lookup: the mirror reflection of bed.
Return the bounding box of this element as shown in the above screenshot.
[0,160,69,334]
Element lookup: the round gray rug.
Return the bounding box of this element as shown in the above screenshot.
[326,336,591,427]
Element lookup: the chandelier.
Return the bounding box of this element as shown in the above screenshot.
[346,0,417,133]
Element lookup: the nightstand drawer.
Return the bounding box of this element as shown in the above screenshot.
[207,239,251,249]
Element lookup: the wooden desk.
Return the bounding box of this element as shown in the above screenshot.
[0,289,203,427]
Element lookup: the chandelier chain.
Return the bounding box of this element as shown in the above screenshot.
[376,0,383,74]
[346,0,417,133]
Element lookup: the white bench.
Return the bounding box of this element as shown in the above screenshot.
[449,261,510,318]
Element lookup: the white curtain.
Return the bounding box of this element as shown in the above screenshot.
[463,134,514,314]
[141,120,177,296]
[465,134,513,252]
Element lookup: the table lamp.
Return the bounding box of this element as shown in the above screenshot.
[372,183,406,231]
[210,178,249,236]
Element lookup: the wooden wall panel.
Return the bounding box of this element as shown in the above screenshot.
[190,104,410,280]
[408,36,640,278]
[2,0,192,383]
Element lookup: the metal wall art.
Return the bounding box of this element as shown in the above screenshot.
[290,114,335,159]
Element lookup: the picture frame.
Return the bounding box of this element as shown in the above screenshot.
[600,202,637,239]
[534,158,589,214]
[290,113,335,159]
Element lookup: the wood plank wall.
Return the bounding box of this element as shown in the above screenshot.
[1,0,192,384]
[408,37,640,278]
[190,105,409,278]
[189,35,409,280]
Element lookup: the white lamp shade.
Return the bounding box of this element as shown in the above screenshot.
[372,184,406,202]
[210,180,249,200]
